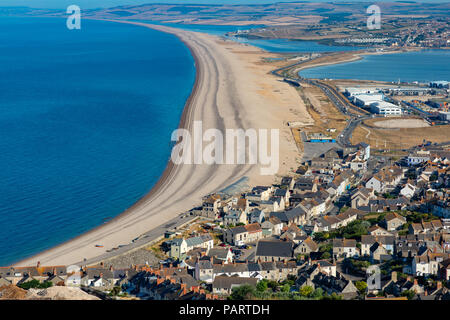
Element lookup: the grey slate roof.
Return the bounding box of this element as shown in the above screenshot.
[256,240,294,258]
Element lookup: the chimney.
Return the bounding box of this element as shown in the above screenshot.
[391,271,397,283]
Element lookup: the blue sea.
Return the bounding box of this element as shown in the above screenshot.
[0,17,195,266]
[299,50,450,82]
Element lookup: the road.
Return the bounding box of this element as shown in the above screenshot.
[272,59,383,148]
[74,213,197,267]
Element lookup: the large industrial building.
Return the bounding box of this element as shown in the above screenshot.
[370,101,403,115]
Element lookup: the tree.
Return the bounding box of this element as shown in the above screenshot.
[321,252,331,260]
[229,284,256,300]
[18,280,53,290]
[281,284,290,293]
[299,285,313,297]
[311,288,324,299]
[109,286,122,296]
[256,280,268,292]
[355,281,367,295]
[267,280,279,291]
[401,290,416,300]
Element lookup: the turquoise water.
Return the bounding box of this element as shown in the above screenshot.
[299,50,450,82]
[0,17,195,266]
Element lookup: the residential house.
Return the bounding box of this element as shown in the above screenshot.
[361,235,395,256]
[170,234,214,259]
[255,240,294,262]
[249,209,265,224]
[294,177,318,194]
[351,187,376,208]
[280,176,295,190]
[223,223,262,246]
[412,250,449,276]
[400,183,418,198]
[245,186,273,202]
[333,239,359,259]
[200,194,222,219]
[382,212,407,231]
[212,275,258,295]
[270,206,307,226]
[261,216,283,237]
[294,237,319,256]
[368,225,393,236]
[223,209,247,226]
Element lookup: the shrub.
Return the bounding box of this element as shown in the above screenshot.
[229,284,256,300]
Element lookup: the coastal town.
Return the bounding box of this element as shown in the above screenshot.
[0,1,449,304]
[2,113,449,300]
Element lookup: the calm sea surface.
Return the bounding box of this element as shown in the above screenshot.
[299,50,450,82]
[0,17,195,266]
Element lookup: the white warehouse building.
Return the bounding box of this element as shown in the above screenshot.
[354,94,385,106]
[370,101,402,115]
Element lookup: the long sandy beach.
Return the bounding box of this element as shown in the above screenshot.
[15,21,311,267]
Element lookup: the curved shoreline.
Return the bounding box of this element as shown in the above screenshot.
[13,21,271,267]
[14,19,309,267]
[13,21,202,267]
